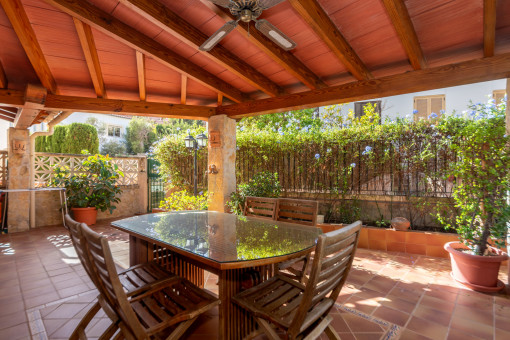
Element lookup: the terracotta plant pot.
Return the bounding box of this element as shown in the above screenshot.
[444,241,508,292]
[72,207,98,226]
[391,217,410,231]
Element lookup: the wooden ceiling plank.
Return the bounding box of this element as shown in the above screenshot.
[0,0,58,93]
[217,53,510,118]
[201,1,326,90]
[0,59,7,88]
[136,51,146,101]
[287,0,372,81]
[44,0,246,103]
[31,109,48,125]
[381,0,426,70]
[0,113,15,122]
[181,75,187,105]
[119,0,284,97]
[0,107,17,116]
[73,18,107,98]
[0,111,16,119]
[484,0,497,57]
[43,94,215,120]
[14,84,46,129]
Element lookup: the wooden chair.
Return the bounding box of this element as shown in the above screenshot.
[64,215,178,339]
[233,221,362,340]
[79,221,220,340]
[276,198,319,226]
[244,196,278,219]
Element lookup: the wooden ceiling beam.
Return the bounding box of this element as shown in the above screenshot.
[0,0,58,94]
[135,51,146,101]
[14,84,46,129]
[484,0,497,57]
[217,53,510,118]
[201,1,326,90]
[217,93,223,106]
[0,113,14,122]
[44,0,246,103]
[0,107,17,116]
[287,0,372,81]
[381,0,426,70]
[181,75,187,105]
[0,89,26,107]
[0,59,7,88]
[31,110,48,125]
[119,0,284,97]
[73,18,107,98]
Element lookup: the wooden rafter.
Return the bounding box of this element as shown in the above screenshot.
[181,75,187,105]
[136,51,146,101]
[287,0,372,81]
[73,18,107,98]
[218,93,223,106]
[0,107,17,115]
[381,0,426,70]
[217,53,510,118]
[0,58,7,88]
[201,0,326,90]
[31,110,49,125]
[0,113,14,122]
[119,0,284,97]
[0,0,58,94]
[484,0,497,57]
[45,0,246,103]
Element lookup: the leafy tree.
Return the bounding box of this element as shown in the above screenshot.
[62,123,99,154]
[125,117,157,154]
[101,140,127,156]
[85,117,108,144]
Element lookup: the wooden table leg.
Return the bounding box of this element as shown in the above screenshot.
[129,235,149,266]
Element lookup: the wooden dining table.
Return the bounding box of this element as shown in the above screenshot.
[111,210,321,340]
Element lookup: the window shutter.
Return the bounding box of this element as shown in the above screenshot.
[414,98,428,120]
[430,97,444,115]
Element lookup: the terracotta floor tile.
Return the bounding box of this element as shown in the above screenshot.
[24,291,60,309]
[328,313,351,333]
[399,329,433,340]
[446,327,484,340]
[0,322,31,340]
[453,304,493,326]
[450,314,493,339]
[412,304,452,327]
[352,333,384,340]
[495,327,510,340]
[340,313,385,333]
[495,314,510,332]
[57,283,92,299]
[419,294,456,314]
[0,310,27,330]
[379,295,417,314]
[363,276,397,295]
[372,305,410,326]
[406,316,449,339]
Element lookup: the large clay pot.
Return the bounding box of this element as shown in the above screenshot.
[444,241,508,292]
[72,207,98,225]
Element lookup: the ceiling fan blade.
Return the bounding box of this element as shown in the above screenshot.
[199,21,238,51]
[257,0,285,10]
[255,19,296,50]
[207,0,232,8]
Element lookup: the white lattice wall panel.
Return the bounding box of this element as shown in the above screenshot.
[0,151,7,188]
[34,153,142,187]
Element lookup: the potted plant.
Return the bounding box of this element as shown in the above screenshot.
[51,153,124,225]
[438,99,509,292]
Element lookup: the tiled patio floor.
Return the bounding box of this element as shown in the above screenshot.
[0,217,509,340]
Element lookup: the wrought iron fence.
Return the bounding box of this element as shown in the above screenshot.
[169,136,455,198]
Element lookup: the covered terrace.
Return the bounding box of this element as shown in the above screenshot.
[0,0,510,339]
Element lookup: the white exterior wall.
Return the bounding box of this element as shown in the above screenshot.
[331,79,507,120]
[60,112,131,143]
[0,120,12,150]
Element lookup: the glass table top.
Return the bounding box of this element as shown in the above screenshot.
[112,211,321,263]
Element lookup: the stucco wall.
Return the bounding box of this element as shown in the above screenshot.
[34,185,144,227]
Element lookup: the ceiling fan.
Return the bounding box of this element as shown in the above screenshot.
[200,0,297,51]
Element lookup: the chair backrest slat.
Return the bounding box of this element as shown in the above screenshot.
[288,220,361,336]
[80,223,147,338]
[276,198,318,226]
[244,197,278,219]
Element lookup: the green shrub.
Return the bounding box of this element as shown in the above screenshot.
[63,123,99,154]
[227,171,281,215]
[159,190,208,211]
[51,126,68,153]
[101,140,127,156]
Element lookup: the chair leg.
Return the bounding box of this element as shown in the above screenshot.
[256,317,281,340]
[69,301,101,340]
[324,323,341,340]
[303,315,333,340]
[165,316,198,340]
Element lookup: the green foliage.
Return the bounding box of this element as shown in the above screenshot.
[159,190,208,211]
[433,98,509,255]
[35,124,99,154]
[101,140,127,156]
[125,117,157,154]
[227,171,282,215]
[63,123,99,154]
[51,126,68,153]
[50,153,124,213]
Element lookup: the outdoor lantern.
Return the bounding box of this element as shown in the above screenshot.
[184,134,195,149]
[196,133,208,148]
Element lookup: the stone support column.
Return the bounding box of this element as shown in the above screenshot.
[138,156,148,213]
[207,115,236,212]
[506,78,509,135]
[7,128,31,232]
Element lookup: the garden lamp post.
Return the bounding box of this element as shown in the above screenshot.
[184,132,208,196]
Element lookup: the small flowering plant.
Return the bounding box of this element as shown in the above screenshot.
[436,97,510,255]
